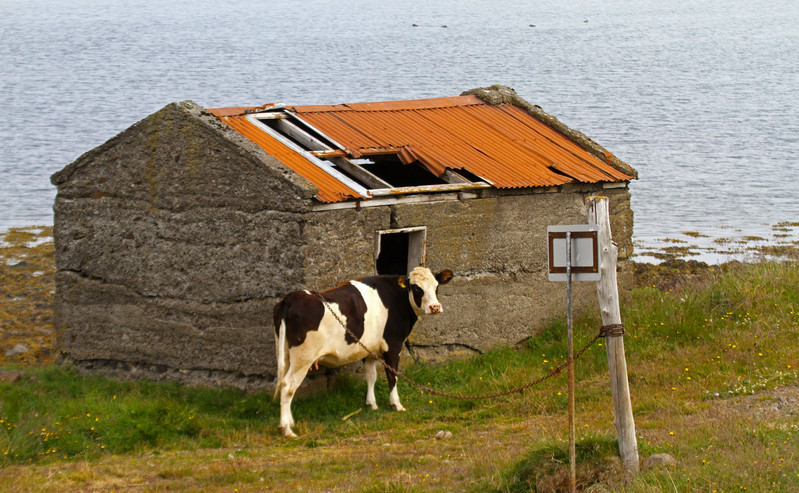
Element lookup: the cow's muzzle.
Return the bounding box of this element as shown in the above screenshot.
[428,304,442,314]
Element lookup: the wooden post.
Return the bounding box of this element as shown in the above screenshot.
[586,196,639,473]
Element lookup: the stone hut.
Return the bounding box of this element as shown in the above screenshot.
[50,85,637,390]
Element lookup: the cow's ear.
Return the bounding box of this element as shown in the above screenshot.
[397,276,408,289]
[435,270,453,285]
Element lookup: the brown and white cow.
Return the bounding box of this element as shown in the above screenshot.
[272,267,453,437]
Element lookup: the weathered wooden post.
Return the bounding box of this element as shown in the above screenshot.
[586,196,639,473]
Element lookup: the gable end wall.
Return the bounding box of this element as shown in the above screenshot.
[51,102,318,388]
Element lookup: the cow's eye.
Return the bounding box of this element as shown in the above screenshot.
[409,285,425,308]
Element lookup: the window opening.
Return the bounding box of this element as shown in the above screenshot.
[256,116,338,152]
[247,114,370,198]
[375,227,426,275]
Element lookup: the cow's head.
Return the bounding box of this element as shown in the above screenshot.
[404,267,453,316]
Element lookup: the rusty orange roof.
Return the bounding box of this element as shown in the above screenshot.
[208,109,366,203]
[208,94,634,203]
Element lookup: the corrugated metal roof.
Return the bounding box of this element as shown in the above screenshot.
[208,109,365,203]
[208,94,634,203]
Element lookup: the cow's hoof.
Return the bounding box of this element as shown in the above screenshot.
[366,402,378,410]
[279,426,298,438]
[392,404,407,412]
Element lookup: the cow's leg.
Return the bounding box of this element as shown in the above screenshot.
[364,358,379,410]
[383,350,406,412]
[279,356,314,438]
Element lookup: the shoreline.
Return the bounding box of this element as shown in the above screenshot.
[633,221,799,265]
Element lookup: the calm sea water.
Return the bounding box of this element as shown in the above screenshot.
[2,0,798,262]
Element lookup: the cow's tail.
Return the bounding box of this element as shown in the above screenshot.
[274,319,286,399]
[273,301,289,400]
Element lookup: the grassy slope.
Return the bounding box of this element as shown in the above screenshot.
[1,227,798,492]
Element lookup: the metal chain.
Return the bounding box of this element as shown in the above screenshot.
[600,323,625,337]
[314,292,608,400]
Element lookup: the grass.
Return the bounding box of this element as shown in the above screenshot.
[0,368,274,463]
[1,227,798,491]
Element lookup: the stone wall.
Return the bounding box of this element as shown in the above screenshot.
[51,101,316,389]
[302,186,633,362]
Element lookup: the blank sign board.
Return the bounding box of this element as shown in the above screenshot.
[547,225,600,282]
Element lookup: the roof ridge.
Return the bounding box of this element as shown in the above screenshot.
[292,95,486,114]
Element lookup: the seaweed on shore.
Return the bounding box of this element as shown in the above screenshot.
[0,226,56,366]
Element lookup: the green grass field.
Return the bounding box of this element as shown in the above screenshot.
[1,227,798,491]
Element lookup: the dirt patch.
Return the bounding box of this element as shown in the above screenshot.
[717,384,799,421]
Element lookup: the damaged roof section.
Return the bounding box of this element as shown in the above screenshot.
[208,86,636,203]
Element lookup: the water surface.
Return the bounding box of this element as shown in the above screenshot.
[2,0,797,262]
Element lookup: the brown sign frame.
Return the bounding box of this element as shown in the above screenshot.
[547,230,599,275]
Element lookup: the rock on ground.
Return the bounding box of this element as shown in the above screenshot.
[642,453,677,469]
[5,344,29,357]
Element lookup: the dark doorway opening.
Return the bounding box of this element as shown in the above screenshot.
[376,232,409,275]
[375,228,426,276]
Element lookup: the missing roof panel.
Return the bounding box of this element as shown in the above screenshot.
[257,117,338,152]
[253,111,481,193]
[359,155,447,188]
